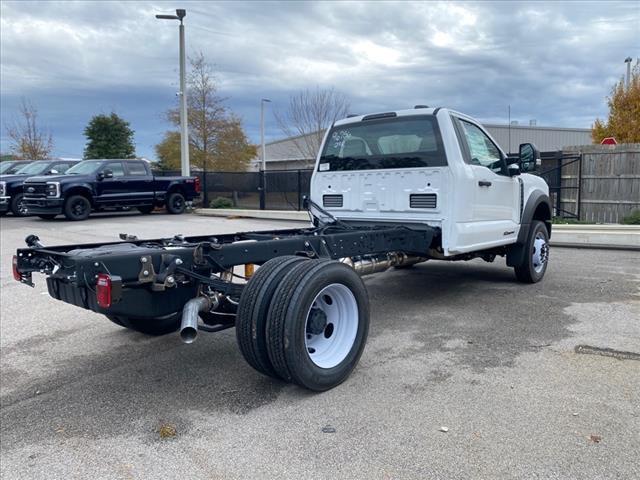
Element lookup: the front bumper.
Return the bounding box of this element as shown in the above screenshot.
[23,197,64,215]
[0,196,10,213]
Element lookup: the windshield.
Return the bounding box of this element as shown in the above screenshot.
[0,162,17,174]
[14,161,51,175]
[319,115,446,171]
[66,161,103,175]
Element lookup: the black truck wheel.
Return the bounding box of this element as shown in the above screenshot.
[166,192,186,214]
[105,314,181,336]
[10,194,28,217]
[514,220,550,283]
[266,260,370,391]
[236,255,308,379]
[64,195,91,221]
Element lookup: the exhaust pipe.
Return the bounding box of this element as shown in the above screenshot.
[180,296,214,344]
[341,252,427,276]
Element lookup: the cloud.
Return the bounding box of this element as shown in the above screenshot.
[0,0,638,159]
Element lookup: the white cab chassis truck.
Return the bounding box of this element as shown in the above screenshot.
[14,107,551,391]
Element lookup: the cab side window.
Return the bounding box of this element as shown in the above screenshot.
[459,120,504,173]
[103,162,125,177]
[125,162,148,176]
[51,162,72,173]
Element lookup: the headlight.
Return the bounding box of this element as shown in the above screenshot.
[0,181,5,196]
[46,182,60,198]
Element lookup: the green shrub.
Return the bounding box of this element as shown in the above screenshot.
[621,209,640,225]
[209,197,234,209]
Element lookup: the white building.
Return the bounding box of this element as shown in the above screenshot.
[252,122,592,171]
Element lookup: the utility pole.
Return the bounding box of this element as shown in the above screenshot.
[260,98,271,210]
[624,57,633,89]
[156,9,190,176]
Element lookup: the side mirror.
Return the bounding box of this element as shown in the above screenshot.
[98,169,113,180]
[507,163,521,176]
[518,143,540,173]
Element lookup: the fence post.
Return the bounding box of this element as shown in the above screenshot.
[202,170,208,207]
[576,153,583,221]
[259,170,266,210]
[555,151,562,217]
[297,169,302,211]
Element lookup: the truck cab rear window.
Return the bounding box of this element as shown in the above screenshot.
[319,116,446,172]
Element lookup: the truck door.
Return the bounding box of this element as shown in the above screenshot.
[124,161,155,205]
[453,118,520,250]
[96,161,127,207]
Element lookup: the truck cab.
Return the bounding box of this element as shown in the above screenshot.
[310,107,550,258]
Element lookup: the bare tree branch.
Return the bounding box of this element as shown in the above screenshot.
[5,98,54,160]
[274,87,350,160]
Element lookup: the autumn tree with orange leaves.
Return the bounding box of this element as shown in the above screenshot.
[592,62,640,143]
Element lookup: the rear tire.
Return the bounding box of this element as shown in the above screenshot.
[64,195,91,221]
[166,192,186,214]
[236,256,308,379]
[10,194,28,216]
[105,314,180,335]
[514,220,549,283]
[266,260,370,391]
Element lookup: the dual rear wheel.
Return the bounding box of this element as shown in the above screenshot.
[236,256,370,391]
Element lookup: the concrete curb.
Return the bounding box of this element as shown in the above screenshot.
[195,208,640,250]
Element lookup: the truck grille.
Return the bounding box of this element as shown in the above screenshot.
[323,194,343,208]
[23,183,49,197]
[410,194,437,209]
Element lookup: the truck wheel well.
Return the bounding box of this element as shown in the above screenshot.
[533,202,552,236]
[167,185,185,196]
[64,187,93,204]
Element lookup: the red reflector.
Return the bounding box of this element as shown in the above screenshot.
[194,176,201,194]
[96,273,112,308]
[12,255,21,282]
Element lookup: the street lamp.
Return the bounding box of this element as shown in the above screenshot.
[624,57,633,89]
[156,9,190,176]
[260,98,271,210]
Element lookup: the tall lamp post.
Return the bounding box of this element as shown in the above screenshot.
[624,57,633,89]
[260,98,271,210]
[156,9,190,177]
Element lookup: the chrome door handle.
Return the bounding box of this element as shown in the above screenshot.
[478,180,492,187]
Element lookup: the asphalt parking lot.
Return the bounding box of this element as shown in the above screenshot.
[1,212,639,480]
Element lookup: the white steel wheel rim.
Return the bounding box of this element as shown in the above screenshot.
[532,232,549,273]
[304,283,358,369]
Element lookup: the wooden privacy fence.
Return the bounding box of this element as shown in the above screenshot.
[556,144,640,223]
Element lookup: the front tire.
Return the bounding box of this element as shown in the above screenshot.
[266,260,370,391]
[64,195,91,221]
[166,192,186,214]
[10,194,28,216]
[514,220,549,283]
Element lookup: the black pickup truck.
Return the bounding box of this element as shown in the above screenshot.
[0,160,79,216]
[22,159,200,220]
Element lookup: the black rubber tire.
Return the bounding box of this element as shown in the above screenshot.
[64,195,91,221]
[105,314,181,335]
[37,214,57,220]
[266,260,370,391]
[236,256,308,379]
[137,205,155,214]
[514,220,549,283]
[166,192,186,214]
[10,194,28,216]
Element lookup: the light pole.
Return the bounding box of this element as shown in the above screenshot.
[624,57,633,89]
[156,9,190,177]
[260,98,271,210]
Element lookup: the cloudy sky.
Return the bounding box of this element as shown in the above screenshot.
[1,1,638,159]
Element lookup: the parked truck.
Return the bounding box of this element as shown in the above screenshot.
[22,159,201,220]
[14,107,551,391]
[0,160,79,216]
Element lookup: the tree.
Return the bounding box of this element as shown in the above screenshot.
[84,113,136,159]
[5,98,54,160]
[275,87,350,160]
[156,52,256,172]
[592,63,640,143]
